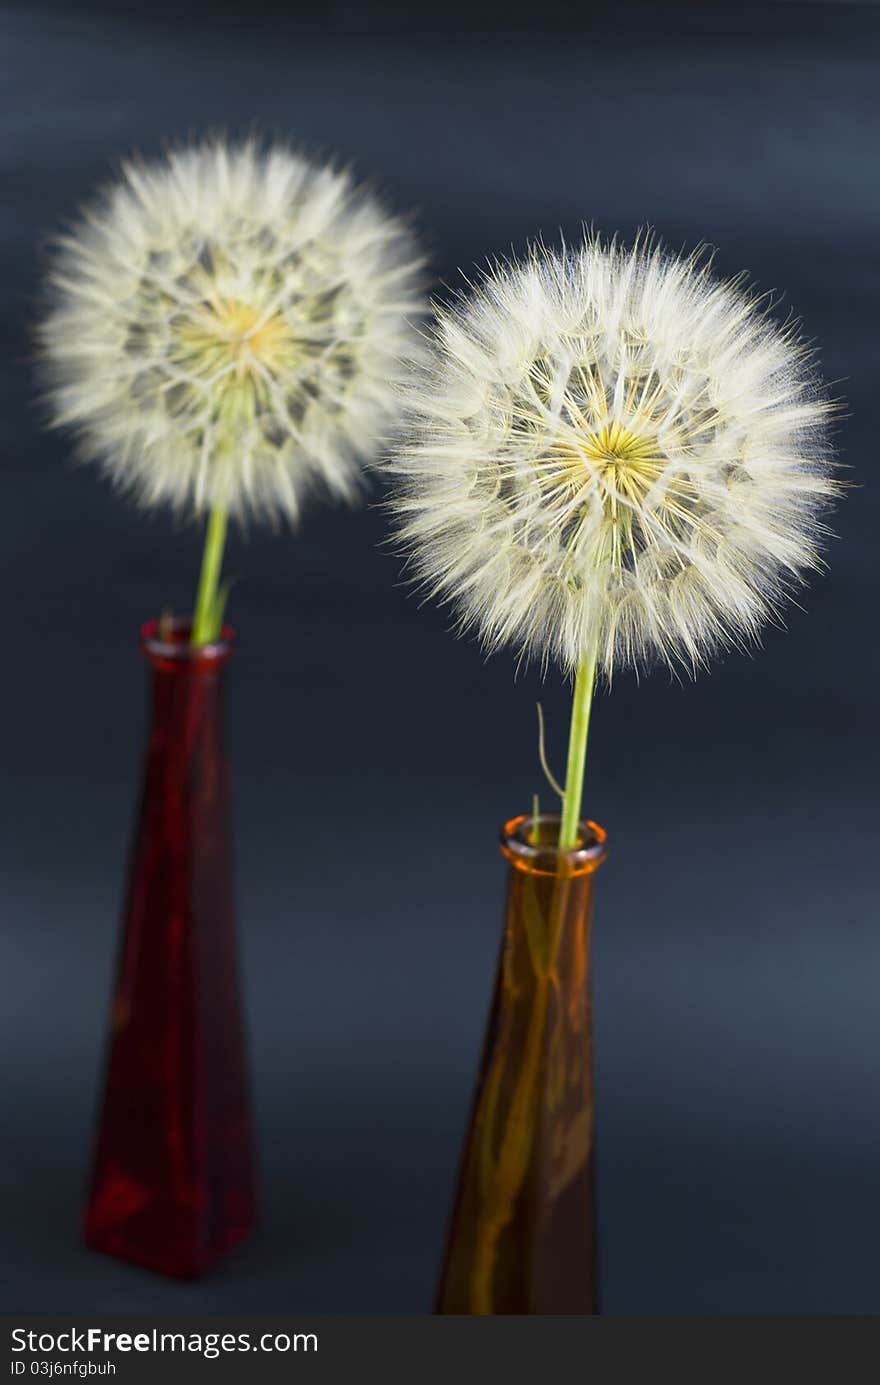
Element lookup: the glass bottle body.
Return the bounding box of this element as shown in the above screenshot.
[436,814,607,1314]
[84,619,256,1278]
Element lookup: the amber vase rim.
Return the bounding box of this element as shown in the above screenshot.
[140,616,235,668]
[500,813,608,877]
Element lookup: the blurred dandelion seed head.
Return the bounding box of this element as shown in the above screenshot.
[39,138,425,523]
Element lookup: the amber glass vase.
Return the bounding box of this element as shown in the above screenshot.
[84,618,256,1278]
[436,813,608,1315]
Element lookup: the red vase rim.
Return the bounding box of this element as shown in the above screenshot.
[140,617,235,668]
[501,813,608,877]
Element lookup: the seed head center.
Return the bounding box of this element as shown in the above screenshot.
[550,421,664,504]
[178,297,295,385]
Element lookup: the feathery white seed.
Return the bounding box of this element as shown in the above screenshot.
[388,234,836,677]
[39,139,425,523]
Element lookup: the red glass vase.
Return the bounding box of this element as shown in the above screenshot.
[84,618,256,1278]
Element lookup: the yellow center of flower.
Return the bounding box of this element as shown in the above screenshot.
[581,421,664,496]
[175,297,297,390]
[550,422,665,506]
[546,421,695,570]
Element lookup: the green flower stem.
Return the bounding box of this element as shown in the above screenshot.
[191,503,228,647]
[558,641,598,850]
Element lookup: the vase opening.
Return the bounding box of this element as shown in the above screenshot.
[501,813,608,877]
[140,615,234,668]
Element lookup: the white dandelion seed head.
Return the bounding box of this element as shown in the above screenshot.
[389,233,836,677]
[39,138,425,523]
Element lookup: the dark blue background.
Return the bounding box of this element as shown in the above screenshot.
[1,1,878,1313]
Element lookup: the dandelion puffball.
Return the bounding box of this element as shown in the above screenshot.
[40,140,424,523]
[390,234,835,677]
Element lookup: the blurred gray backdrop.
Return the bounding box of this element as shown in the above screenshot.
[1,0,878,1314]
